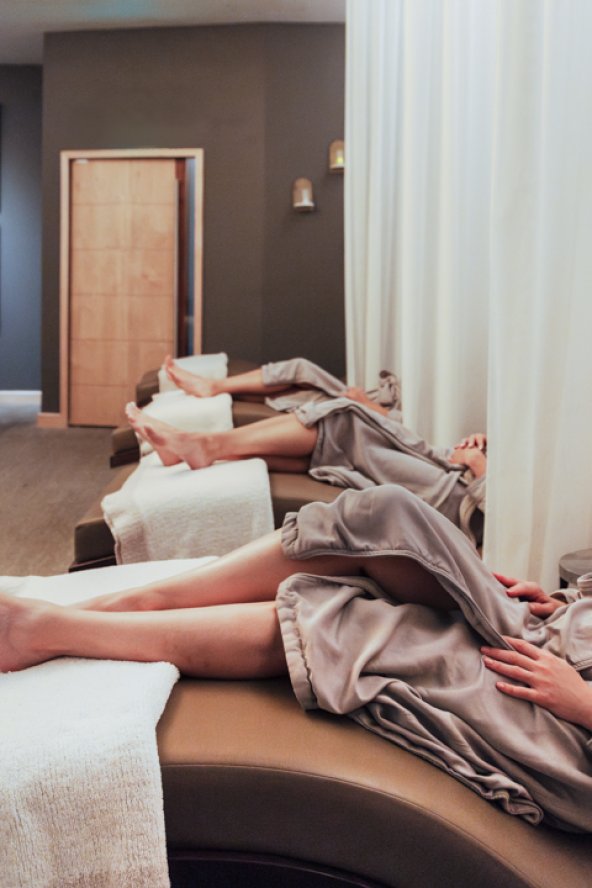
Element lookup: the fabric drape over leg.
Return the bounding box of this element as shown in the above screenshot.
[277,486,592,832]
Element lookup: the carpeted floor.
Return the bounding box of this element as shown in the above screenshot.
[0,408,118,576]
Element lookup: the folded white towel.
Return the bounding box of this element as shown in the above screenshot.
[138,391,233,457]
[103,455,274,563]
[158,352,228,393]
[0,558,211,888]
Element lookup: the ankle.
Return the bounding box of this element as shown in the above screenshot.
[209,379,225,396]
[19,599,63,660]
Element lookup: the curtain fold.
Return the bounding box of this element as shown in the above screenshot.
[485,1,592,586]
[345,0,592,589]
[346,0,493,448]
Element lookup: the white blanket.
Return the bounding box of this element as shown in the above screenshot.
[102,455,274,563]
[158,352,228,393]
[0,558,211,888]
[137,391,233,457]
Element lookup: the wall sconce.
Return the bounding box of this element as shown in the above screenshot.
[292,179,315,213]
[292,178,315,212]
[329,139,345,173]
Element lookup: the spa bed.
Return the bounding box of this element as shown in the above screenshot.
[75,357,340,571]
[158,677,592,888]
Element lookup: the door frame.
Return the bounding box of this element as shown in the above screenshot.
[57,147,204,427]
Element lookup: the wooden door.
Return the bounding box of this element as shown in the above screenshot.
[69,158,178,426]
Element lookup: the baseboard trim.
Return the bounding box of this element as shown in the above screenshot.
[0,390,42,407]
[37,412,68,428]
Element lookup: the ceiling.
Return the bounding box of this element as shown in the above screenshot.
[0,0,346,64]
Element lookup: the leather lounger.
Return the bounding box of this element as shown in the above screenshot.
[76,357,340,571]
[79,359,592,883]
[158,677,592,888]
[72,466,340,571]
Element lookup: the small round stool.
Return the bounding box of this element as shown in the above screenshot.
[558,548,592,588]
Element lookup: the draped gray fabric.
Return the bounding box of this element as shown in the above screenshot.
[261,357,402,417]
[276,486,592,832]
[296,398,484,544]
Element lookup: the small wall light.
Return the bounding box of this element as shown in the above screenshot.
[292,177,316,212]
[329,139,345,173]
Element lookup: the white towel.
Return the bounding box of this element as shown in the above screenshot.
[158,352,228,393]
[0,558,212,888]
[102,455,274,563]
[138,391,233,457]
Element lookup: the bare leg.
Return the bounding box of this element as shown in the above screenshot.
[80,527,453,614]
[0,594,286,677]
[126,403,185,466]
[164,355,290,400]
[141,413,318,470]
[0,553,453,673]
[81,529,357,612]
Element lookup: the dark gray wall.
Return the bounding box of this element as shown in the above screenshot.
[42,24,345,413]
[263,28,345,361]
[0,66,42,390]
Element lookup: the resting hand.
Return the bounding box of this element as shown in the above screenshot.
[344,387,389,416]
[454,432,487,452]
[482,637,592,730]
[449,445,487,478]
[493,572,564,616]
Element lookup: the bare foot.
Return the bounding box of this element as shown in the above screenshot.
[126,403,184,466]
[143,425,217,470]
[164,355,220,398]
[125,402,173,440]
[0,593,55,672]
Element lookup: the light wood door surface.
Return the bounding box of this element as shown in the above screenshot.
[69,158,177,426]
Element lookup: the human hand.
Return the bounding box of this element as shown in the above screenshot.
[493,572,564,616]
[449,446,487,478]
[481,637,592,730]
[454,432,487,452]
[344,387,389,416]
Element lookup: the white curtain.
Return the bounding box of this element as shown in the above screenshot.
[485,1,592,587]
[345,0,592,589]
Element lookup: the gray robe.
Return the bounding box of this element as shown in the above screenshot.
[261,357,402,417]
[276,485,592,832]
[296,398,485,545]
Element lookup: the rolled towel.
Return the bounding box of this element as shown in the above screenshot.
[102,456,274,562]
[159,352,228,392]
